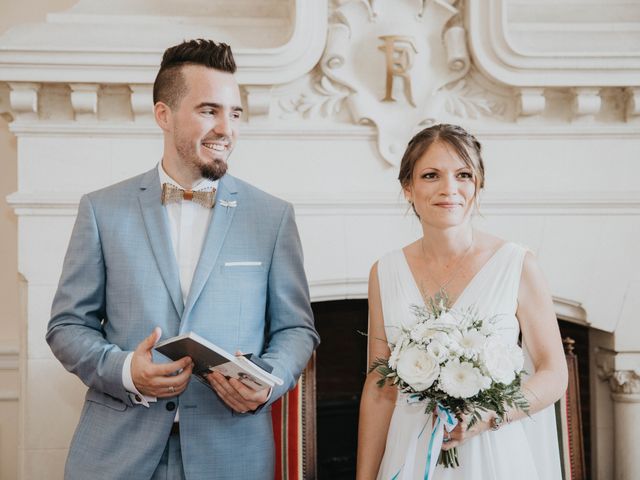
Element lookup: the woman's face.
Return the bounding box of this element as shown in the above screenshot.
[404,140,477,229]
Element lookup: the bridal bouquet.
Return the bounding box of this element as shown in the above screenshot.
[371,293,529,472]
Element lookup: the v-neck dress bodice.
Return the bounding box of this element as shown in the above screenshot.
[375,243,562,480]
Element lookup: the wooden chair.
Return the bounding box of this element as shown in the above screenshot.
[556,337,586,480]
[272,353,317,480]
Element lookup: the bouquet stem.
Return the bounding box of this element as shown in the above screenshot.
[438,447,460,468]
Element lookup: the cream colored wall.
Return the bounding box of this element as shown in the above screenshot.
[0,114,19,480]
[0,3,78,479]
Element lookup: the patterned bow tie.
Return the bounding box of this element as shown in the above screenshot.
[161,183,216,208]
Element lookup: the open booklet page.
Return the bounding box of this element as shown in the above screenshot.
[154,331,283,392]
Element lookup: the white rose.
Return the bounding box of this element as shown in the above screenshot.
[481,338,524,384]
[396,345,440,391]
[439,360,486,398]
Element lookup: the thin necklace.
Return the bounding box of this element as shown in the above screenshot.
[420,233,474,294]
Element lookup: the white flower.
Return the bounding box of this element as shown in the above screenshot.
[432,331,452,346]
[410,322,433,344]
[388,337,408,370]
[426,339,449,363]
[445,334,464,358]
[396,345,440,391]
[457,329,487,359]
[439,360,487,398]
[436,311,457,326]
[481,338,525,384]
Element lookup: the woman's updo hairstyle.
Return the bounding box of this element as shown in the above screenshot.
[398,124,485,207]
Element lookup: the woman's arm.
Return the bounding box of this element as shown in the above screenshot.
[443,251,568,449]
[512,251,568,418]
[356,263,398,480]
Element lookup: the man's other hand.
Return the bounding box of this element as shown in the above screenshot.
[131,327,193,397]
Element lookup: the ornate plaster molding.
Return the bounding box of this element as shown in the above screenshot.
[9,120,640,140]
[609,371,640,395]
[597,348,640,395]
[2,1,639,133]
[0,0,327,85]
[466,0,640,87]
[319,0,471,164]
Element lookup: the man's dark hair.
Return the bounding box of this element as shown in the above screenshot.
[153,39,237,109]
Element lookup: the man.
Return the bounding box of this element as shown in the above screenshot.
[46,39,319,480]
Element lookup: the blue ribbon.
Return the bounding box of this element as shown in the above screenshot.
[424,404,458,479]
[389,402,457,480]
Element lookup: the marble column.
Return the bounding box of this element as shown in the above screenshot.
[598,354,640,480]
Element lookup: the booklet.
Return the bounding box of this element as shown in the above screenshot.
[154,331,283,392]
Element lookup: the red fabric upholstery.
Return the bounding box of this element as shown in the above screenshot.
[272,381,303,480]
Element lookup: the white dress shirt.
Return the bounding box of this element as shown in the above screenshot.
[122,162,217,407]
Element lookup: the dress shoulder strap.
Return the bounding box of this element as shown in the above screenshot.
[491,242,530,312]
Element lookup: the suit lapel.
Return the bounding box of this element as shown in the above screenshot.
[138,168,184,318]
[183,174,239,321]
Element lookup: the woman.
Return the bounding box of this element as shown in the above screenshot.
[356,124,568,479]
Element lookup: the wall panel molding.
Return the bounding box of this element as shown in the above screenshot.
[0,0,327,85]
[9,121,640,140]
[467,0,640,87]
[8,191,640,217]
[0,341,19,402]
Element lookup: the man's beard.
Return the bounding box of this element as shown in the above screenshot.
[175,135,230,181]
[199,158,227,181]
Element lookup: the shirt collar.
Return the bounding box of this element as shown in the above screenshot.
[158,162,218,192]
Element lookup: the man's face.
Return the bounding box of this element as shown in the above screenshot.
[167,65,242,181]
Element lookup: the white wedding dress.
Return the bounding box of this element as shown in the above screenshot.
[375,243,562,480]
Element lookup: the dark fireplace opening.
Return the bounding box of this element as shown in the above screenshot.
[313,299,368,480]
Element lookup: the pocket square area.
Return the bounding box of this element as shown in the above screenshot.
[224,261,262,267]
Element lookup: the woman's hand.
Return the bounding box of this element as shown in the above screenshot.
[439,412,492,451]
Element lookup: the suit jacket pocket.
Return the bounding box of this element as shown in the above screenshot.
[231,404,272,417]
[221,262,265,274]
[86,388,127,411]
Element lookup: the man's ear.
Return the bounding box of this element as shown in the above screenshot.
[154,102,171,132]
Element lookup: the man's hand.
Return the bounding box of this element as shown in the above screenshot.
[206,351,270,413]
[131,327,193,398]
[206,371,270,413]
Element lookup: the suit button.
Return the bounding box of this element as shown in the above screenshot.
[166,401,176,411]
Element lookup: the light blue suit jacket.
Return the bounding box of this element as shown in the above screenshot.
[47,167,319,480]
